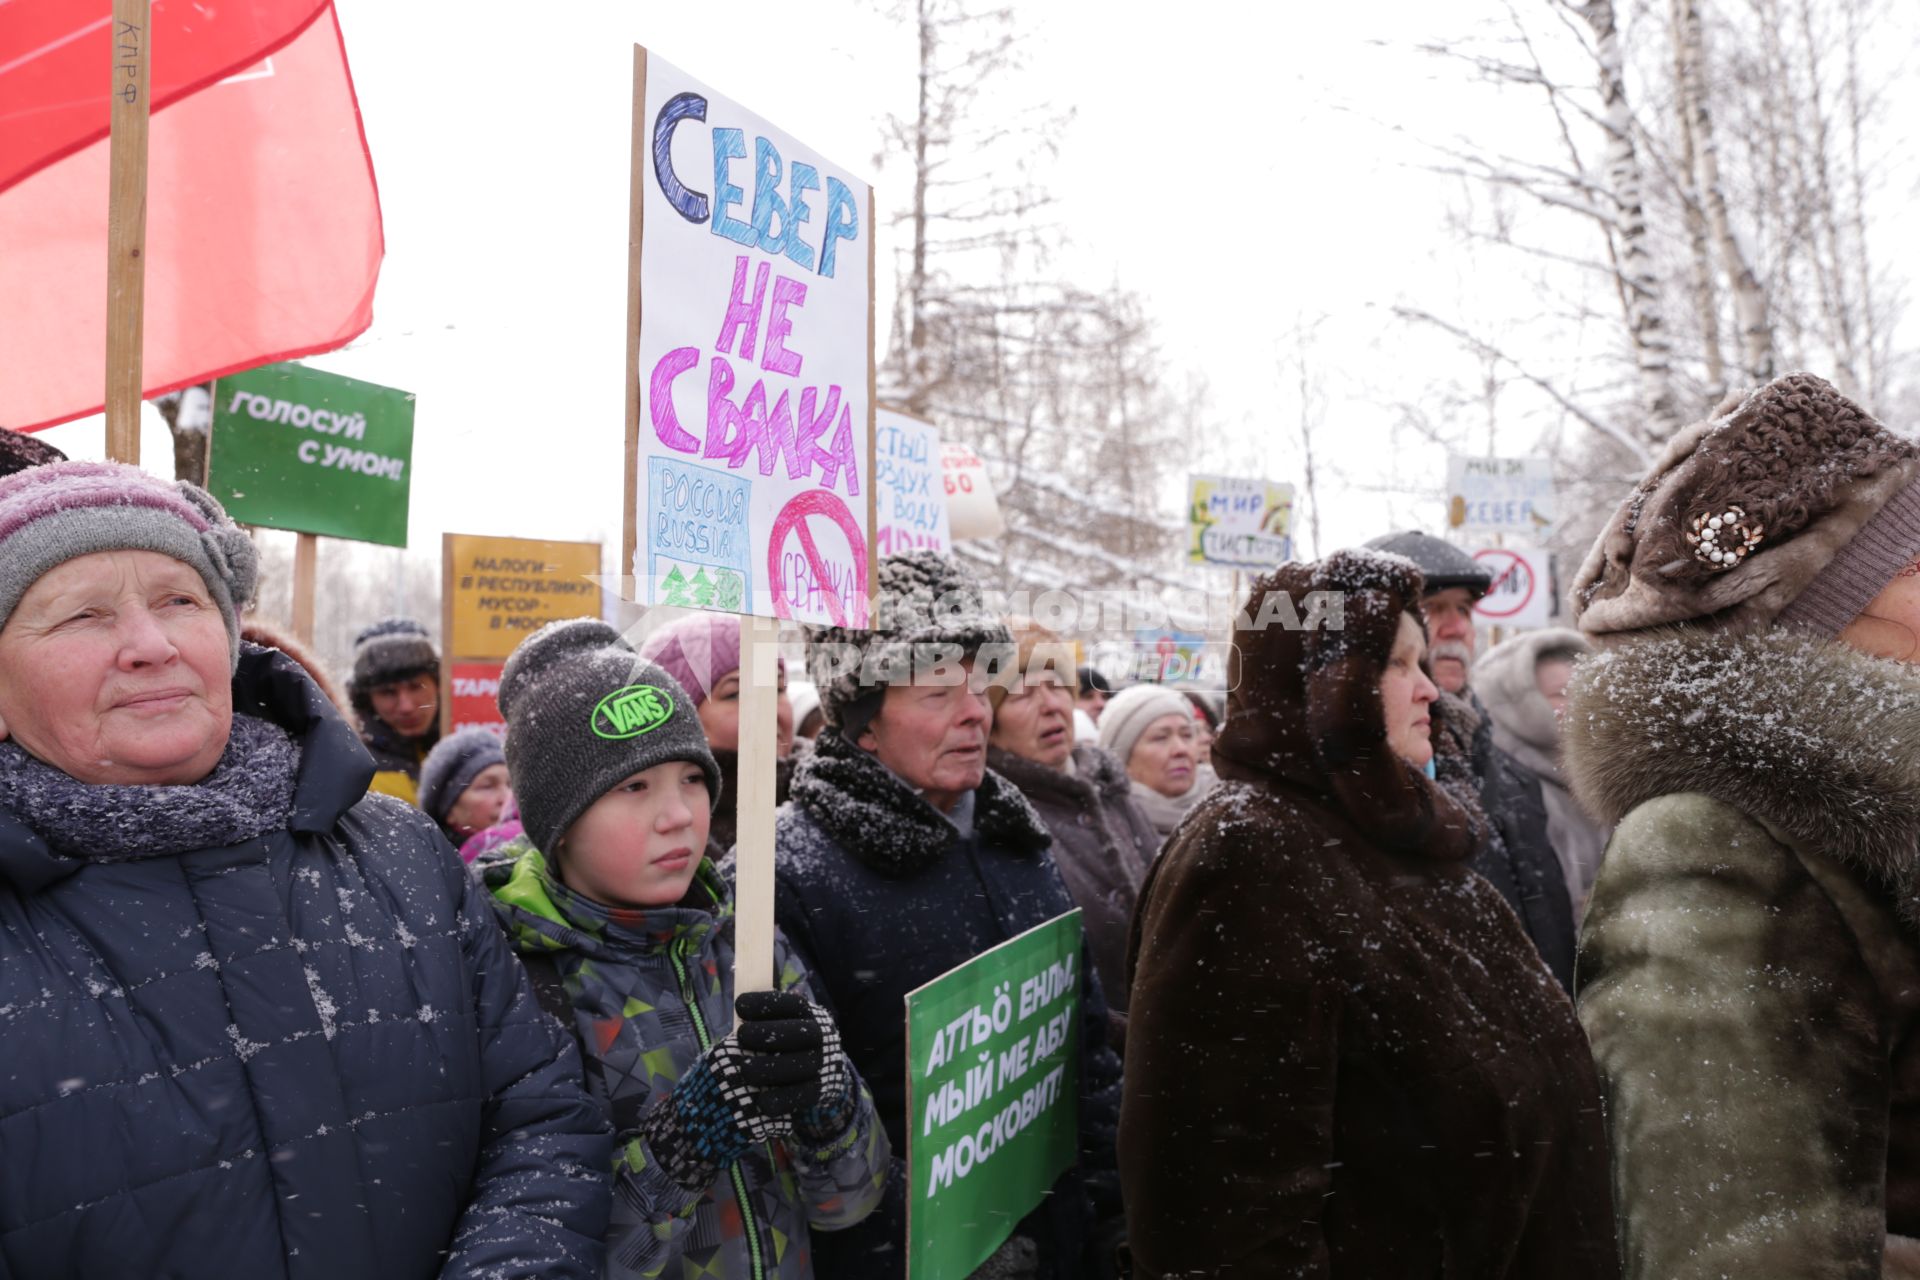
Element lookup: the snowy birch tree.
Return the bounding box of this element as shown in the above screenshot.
[153,382,213,484]
[1404,0,1914,510]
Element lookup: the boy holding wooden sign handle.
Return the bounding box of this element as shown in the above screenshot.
[479,619,888,1279]
[613,44,890,1276]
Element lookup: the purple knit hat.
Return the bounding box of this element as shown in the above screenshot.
[0,460,258,668]
[636,612,785,707]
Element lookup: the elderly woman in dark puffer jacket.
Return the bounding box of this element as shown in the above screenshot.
[0,461,609,1278]
[986,622,1159,1053]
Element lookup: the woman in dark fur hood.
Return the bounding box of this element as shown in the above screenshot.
[1568,372,1920,1279]
[1120,549,1618,1278]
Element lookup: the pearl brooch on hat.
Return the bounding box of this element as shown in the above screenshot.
[1685,506,1765,570]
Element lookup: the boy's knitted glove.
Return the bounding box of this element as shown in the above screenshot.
[639,990,857,1188]
[640,1031,790,1189]
[731,990,857,1145]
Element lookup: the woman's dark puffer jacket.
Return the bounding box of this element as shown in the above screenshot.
[772,729,1124,1278]
[0,646,611,1278]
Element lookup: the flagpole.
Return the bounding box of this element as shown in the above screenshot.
[105,0,152,465]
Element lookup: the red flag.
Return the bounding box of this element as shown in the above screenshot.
[0,3,383,432]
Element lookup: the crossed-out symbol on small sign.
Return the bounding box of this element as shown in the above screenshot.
[1473,549,1535,619]
[768,489,869,627]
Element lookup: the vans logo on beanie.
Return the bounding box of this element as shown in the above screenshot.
[592,684,675,740]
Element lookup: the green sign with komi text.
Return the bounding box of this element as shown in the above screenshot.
[906,909,1083,1279]
[207,362,415,547]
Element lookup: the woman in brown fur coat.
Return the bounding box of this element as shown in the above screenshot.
[1119,550,1618,1278]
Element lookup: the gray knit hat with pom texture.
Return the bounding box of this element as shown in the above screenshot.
[417,725,507,825]
[804,550,1011,735]
[0,460,257,670]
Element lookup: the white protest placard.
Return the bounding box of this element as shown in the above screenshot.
[1447,456,1556,536]
[939,441,1006,541]
[621,48,876,997]
[1187,474,1294,568]
[875,407,951,556]
[625,50,875,628]
[1472,545,1553,629]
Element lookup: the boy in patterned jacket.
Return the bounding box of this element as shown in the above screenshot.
[482,618,889,1279]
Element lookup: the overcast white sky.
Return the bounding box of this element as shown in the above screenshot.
[38,0,1919,581]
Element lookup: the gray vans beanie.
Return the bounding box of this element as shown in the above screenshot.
[499,617,721,854]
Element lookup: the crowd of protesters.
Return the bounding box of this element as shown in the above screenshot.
[6,371,1920,1277]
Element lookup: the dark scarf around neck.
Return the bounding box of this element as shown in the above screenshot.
[790,729,1051,877]
[0,714,301,862]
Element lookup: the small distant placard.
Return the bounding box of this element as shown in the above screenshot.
[1187,474,1293,568]
[939,442,1005,541]
[447,661,507,736]
[875,408,951,556]
[208,362,415,547]
[444,534,603,660]
[1447,456,1555,536]
[1471,545,1552,628]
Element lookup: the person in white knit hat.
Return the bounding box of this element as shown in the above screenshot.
[1097,683,1213,842]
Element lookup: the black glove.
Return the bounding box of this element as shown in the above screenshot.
[733,989,857,1144]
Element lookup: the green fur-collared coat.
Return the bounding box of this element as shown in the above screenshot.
[1568,627,1920,1279]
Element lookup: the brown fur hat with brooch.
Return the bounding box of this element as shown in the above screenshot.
[1571,373,1920,641]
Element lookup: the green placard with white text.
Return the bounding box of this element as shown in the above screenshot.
[207,362,415,547]
[906,910,1083,1279]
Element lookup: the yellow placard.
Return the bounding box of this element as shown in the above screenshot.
[444,533,604,661]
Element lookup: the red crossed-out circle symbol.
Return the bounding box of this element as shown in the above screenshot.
[768,489,870,627]
[1472,548,1536,619]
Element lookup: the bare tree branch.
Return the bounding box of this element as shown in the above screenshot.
[1394,306,1654,464]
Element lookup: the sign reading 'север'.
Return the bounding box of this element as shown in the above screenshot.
[629,49,875,627]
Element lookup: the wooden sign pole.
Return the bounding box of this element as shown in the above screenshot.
[291,532,318,645]
[866,187,879,617]
[733,612,781,995]
[440,534,456,737]
[1487,530,1505,650]
[620,46,649,605]
[105,0,152,465]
